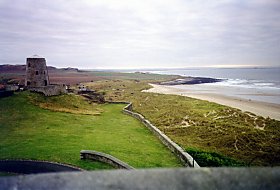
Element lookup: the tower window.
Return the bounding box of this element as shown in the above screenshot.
[44,71,46,75]
[27,81,31,85]
[36,71,39,75]
[28,63,31,67]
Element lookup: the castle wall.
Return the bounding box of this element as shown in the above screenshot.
[28,85,66,96]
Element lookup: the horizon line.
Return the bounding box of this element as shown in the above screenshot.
[1,63,280,70]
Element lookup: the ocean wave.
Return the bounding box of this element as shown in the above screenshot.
[213,79,280,90]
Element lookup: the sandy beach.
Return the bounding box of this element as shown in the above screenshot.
[144,84,280,121]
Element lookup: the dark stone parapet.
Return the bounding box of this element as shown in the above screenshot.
[26,57,46,61]
[159,77,224,85]
[1,168,279,190]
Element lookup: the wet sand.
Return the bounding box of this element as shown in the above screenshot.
[144,84,280,121]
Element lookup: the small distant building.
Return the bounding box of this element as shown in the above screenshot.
[25,55,49,87]
[25,55,66,96]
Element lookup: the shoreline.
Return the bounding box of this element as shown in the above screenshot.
[144,84,280,121]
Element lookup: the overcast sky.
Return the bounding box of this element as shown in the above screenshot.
[0,0,279,69]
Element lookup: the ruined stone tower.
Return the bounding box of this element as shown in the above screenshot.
[25,55,49,87]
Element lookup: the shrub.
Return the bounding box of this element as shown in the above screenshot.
[186,147,246,167]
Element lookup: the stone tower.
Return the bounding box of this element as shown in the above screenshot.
[25,55,49,87]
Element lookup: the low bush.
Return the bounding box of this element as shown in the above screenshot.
[186,147,246,167]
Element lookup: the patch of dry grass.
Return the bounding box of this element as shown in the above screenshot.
[28,93,103,115]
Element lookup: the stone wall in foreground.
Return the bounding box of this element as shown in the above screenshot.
[108,102,200,168]
[2,168,278,189]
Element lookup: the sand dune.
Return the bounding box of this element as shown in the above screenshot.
[144,84,280,121]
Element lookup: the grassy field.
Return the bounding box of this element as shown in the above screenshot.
[0,92,182,170]
[81,71,179,81]
[87,80,280,166]
[1,69,279,167]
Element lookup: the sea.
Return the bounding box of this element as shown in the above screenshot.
[143,67,280,105]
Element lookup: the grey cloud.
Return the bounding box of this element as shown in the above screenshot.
[0,0,279,68]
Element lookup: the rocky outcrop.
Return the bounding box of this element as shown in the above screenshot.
[78,90,105,103]
[160,77,223,85]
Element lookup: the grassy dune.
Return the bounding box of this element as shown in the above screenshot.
[0,92,182,170]
[29,93,103,115]
[87,80,280,166]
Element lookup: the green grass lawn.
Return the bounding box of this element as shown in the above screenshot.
[0,92,182,170]
[87,80,280,166]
